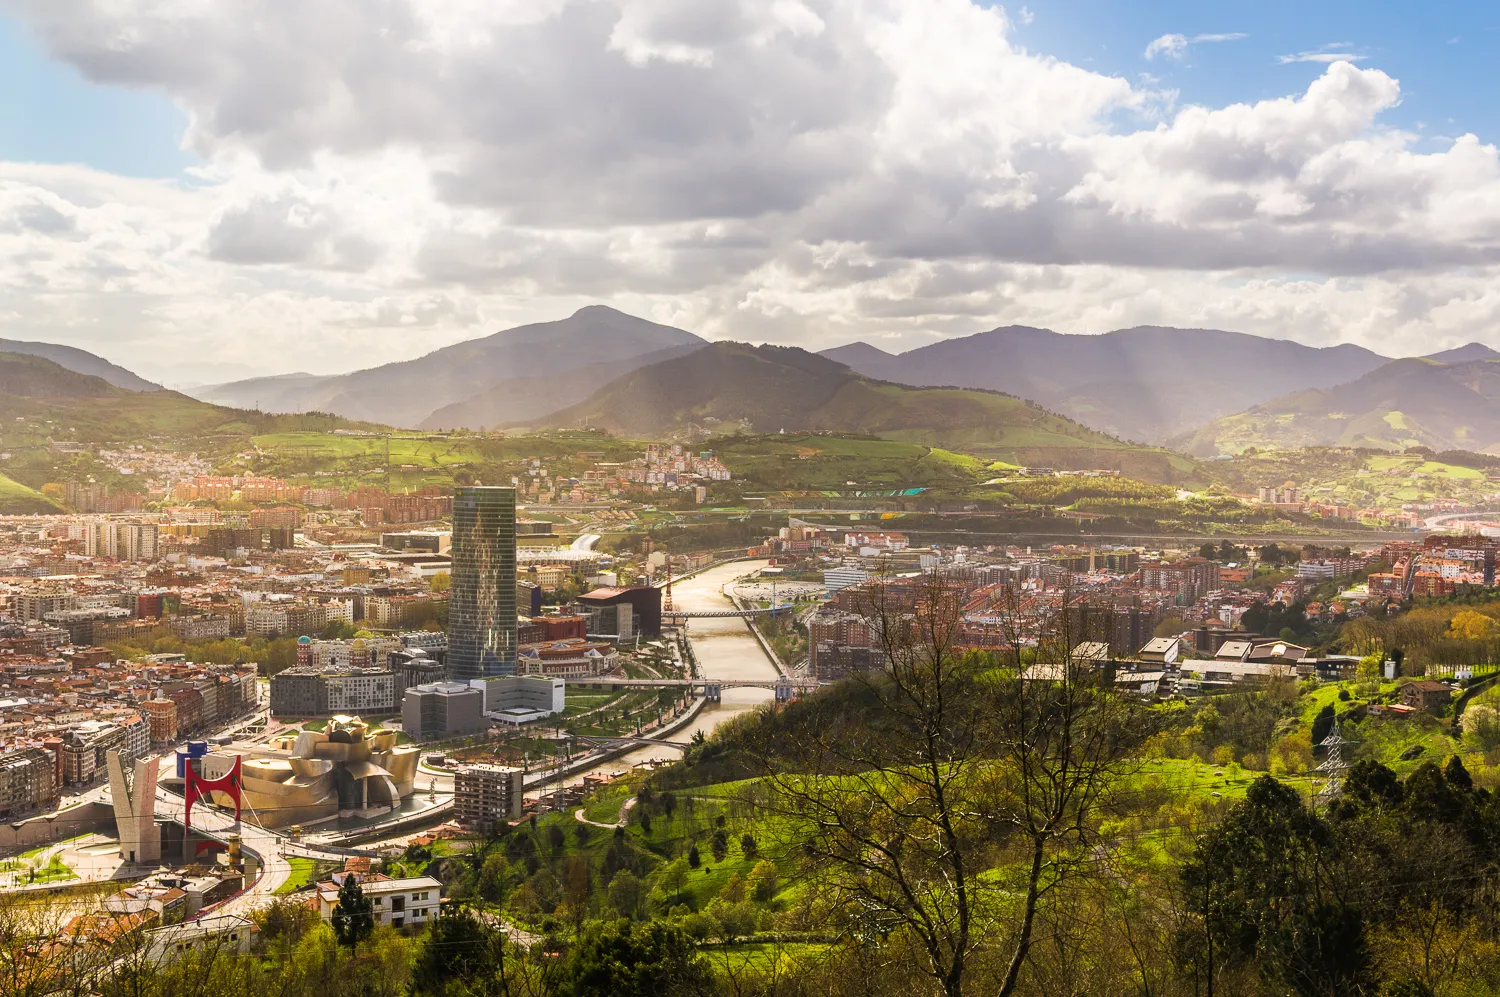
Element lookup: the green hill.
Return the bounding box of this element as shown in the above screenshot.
[1174,357,1500,456]
[0,353,375,443]
[538,343,1200,482]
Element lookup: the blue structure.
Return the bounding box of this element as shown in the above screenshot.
[176,740,209,779]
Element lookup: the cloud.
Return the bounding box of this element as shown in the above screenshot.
[1145,31,1246,61]
[0,0,1496,381]
[1278,43,1368,64]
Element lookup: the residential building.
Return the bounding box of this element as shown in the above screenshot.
[0,746,59,820]
[1401,680,1453,714]
[454,764,525,830]
[315,874,442,929]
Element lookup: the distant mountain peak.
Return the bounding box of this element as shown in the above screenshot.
[1425,343,1500,364]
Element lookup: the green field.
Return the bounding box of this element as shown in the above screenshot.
[0,470,60,513]
[274,857,320,895]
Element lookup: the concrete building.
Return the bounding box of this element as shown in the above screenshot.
[64,717,150,785]
[447,487,517,680]
[454,764,525,831]
[107,749,161,865]
[469,675,566,724]
[402,682,485,740]
[823,566,870,593]
[146,913,254,962]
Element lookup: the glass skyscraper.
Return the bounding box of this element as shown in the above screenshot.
[447,486,518,680]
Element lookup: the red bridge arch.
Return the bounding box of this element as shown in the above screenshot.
[183,755,243,832]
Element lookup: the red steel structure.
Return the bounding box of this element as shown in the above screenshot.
[183,754,243,831]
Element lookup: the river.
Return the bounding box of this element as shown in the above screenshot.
[558,560,777,784]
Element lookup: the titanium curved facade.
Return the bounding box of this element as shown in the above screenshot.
[448,486,517,680]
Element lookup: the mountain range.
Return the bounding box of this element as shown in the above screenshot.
[1173,350,1500,455]
[0,352,366,443]
[0,338,161,392]
[820,326,1390,443]
[537,341,1197,481]
[13,306,1500,461]
[194,306,705,429]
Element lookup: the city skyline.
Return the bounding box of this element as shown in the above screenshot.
[5,2,1500,383]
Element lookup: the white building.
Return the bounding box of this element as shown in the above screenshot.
[146,914,254,961]
[470,675,566,724]
[823,566,869,592]
[316,875,442,930]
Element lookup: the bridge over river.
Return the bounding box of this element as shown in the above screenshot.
[566,675,817,700]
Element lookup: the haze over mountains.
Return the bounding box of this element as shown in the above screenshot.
[535,341,1202,481]
[820,327,1391,443]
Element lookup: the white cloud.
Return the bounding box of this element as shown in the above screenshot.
[0,0,1495,382]
[1278,43,1368,64]
[1145,31,1246,61]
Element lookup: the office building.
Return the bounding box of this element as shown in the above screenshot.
[469,675,566,724]
[401,682,485,740]
[575,586,662,639]
[447,487,517,680]
[454,764,525,830]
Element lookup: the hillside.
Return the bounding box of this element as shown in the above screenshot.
[1174,357,1500,455]
[0,337,161,391]
[538,342,1199,481]
[0,353,371,444]
[194,306,705,429]
[820,325,1388,443]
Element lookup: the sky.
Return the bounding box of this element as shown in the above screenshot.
[2,1,1500,386]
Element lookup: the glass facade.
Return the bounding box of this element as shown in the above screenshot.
[447,487,517,680]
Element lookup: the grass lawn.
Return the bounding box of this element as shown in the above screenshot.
[0,471,60,513]
[275,857,320,895]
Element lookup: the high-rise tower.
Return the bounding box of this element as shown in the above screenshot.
[447,486,518,680]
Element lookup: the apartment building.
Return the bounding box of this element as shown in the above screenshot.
[454,764,525,831]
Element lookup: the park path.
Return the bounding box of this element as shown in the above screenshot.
[573,796,638,829]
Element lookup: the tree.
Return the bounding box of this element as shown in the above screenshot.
[331,875,375,950]
[710,829,729,863]
[748,859,779,902]
[412,908,511,995]
[478,851,510,904]
[429,571,451,593]
[687,845,701,869]
[739,833,758,859]
[1310,704,1336,748]
[558,919,712,997]
[1181,776,1370,996]
[608,869,647,919]
[756,574,1151,997]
